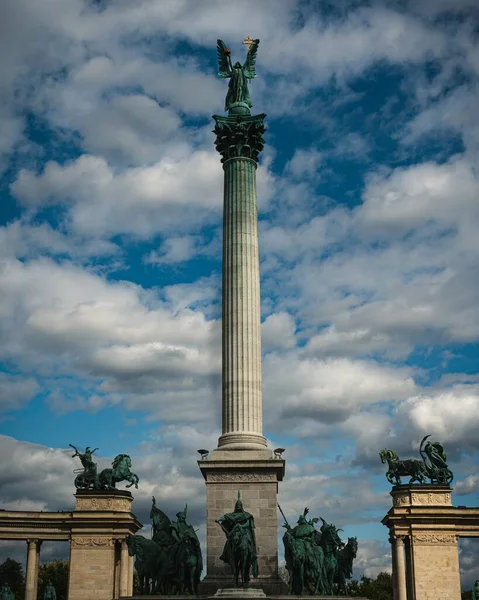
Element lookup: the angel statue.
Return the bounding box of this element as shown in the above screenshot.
[217,38,259,114]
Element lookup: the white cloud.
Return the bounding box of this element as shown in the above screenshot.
[0,374,38,414]
[263,354,416,425]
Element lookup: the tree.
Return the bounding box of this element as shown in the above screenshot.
[38,560,68,600]
[0,558,25,600]
[346,571,393,600]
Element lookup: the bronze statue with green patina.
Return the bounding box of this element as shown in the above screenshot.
[43,581,56,600]
[70,444,99,489]
[472,579,479,600]
[380,435,453,486]
[217,38,259,115]
[0,583,14,600]
[280,506,327,595]
[216,491,258,587]
[169,504,203,594]
[71,445,139,490]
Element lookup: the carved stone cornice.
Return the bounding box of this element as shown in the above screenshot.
[213,113,266,164]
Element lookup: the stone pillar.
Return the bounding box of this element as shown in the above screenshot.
[25,539,41,600]
[214,112,268,452]
[68,490,141,600]
[383,485,461,600]
[33,540,41,600]
[127,554,134,596]
[391,534,407,600]
[120,539,129,597]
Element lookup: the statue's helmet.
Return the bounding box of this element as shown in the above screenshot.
[176,504,187,520]
[85,446,91,452]
[297,514,307,524]
[234,490,244,512]
[234,61,242,68]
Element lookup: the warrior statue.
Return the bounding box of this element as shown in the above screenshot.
[473,579,479,600]
[170,504,203,594]
[216,491,259,587]
[280,506,327,595]
[217,38,259,114]
[70,444,99,489]
[0,584,14,600]
[43,581,57,600]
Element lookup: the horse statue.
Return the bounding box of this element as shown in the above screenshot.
[318,519,343,595]
[216,493,258,588]
[126,534,164,595]
[280,507,327,595]
[170,532,203,595]
[99,454,139,490]
[228,522,257,587]
[379,449,428,485]
[335,537,358,595]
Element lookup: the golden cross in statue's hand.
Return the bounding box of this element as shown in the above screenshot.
[243,36,254,53]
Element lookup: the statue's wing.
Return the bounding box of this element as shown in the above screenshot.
[243,39,260,78]
[217,39,232,78]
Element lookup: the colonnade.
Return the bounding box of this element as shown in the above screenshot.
[23,537,134,600]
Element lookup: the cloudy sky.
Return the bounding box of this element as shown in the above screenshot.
[1,0,479,589]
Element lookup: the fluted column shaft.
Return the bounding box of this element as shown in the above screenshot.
[214,112,267,450]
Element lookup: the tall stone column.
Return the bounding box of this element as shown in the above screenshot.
[215,113,267,451]
[25,539,41,600]
[198,111,286,595]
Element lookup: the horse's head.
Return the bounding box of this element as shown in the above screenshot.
[125,535,136,556]
[347,537,358,556]
[380,449,395,463]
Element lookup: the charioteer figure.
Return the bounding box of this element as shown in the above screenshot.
[70,444,99,489]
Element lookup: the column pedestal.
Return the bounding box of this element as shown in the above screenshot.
[383,485,461,600]
[68,490,141,600]
[198,450,286,596]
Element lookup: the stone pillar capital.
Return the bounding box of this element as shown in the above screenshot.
[26,539,42,548]
[213,113,266,164]
[390,533,406,545]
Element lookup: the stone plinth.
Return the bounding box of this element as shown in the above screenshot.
[198,449,286,596]
[68,490,141,600]
[383,485,461,600]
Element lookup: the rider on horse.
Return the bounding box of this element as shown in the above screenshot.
[216,491,259,582]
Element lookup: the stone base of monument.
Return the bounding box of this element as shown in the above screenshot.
[68,489,141,600]
[118,588,368,600]
[199,576,287,597]
[213,588,267,598]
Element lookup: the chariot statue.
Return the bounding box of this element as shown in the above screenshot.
[70,445,139,490]
[380,435,453,486]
